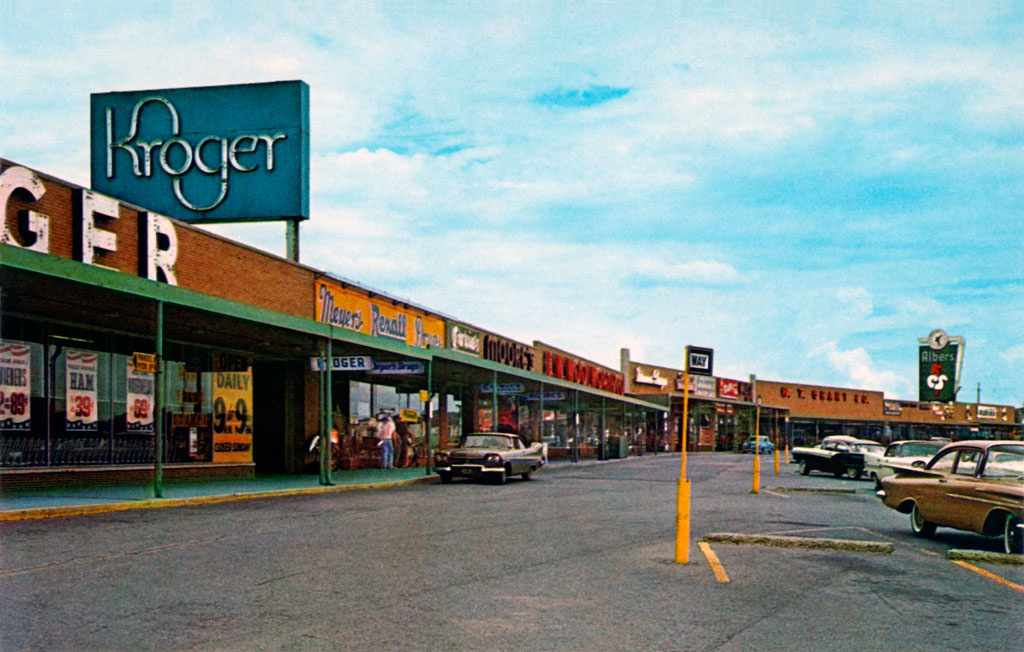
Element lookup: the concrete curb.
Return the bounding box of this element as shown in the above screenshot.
[703,532,894,554]
[947,549,1024,565]
[0,476,434,522]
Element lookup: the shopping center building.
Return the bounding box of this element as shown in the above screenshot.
[621,352,1020,452]
[0,159,668,489]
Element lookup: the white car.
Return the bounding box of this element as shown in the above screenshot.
[865,440,945,489]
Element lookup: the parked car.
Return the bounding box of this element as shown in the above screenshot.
[790,435,881,479]
[878,441,1024,554]
[864,439,945,489]
[741,436,775,454]
[433,433,547,484]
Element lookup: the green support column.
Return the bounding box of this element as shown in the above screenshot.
[492,370,498,432]
[323,336,333,485]
[425,359,433,476]
[153,300,164,498]
[600,397,606,460]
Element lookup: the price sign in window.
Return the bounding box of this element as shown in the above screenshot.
[0,341,32,430]
[212,368,253,463]
[66,350,99,432]
[126,359,155,432]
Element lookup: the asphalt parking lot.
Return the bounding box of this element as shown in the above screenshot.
[2,452,1021,651]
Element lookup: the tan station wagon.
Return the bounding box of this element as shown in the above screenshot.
[878,441,1024,554]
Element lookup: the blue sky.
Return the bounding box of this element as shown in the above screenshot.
[2,1,1022,406]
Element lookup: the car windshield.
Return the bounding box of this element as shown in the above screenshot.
[982,445,1024,479]
[898,442,943,457]
[855,444,884,455]
[461,435,513,449]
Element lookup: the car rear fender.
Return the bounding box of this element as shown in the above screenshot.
[895,498,916,515]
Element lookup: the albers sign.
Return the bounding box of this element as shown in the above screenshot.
[91,81,309,224]
[918,329,964,403]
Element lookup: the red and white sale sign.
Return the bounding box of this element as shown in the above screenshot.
[66,350,98,432]
[0,341,32,430]
[126,360,155,432]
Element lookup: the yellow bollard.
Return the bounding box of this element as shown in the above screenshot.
[675,478,691,563]
[774,447,780,476]
[785,444,790,465]
[751,453,761,493]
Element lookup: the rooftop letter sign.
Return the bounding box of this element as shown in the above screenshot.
[91,81,309,223]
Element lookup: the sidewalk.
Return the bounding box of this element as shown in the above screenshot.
[0,458,614,521]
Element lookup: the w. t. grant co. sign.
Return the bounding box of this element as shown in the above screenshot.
[91,81,309,224]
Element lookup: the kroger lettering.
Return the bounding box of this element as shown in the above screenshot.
[106,96,286,212]
[0,166,179,284]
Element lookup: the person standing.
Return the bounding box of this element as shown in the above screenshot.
[378,416,396,469]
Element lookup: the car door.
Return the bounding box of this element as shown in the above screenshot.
[935,448,987,532]
[914,448,959,525]
[921,447,983,530]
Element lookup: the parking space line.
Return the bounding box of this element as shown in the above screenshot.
[698,541,730,583]
[951,560,1024,595]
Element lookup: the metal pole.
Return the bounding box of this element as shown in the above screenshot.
[286,219,300,262]
[153,300,164,498]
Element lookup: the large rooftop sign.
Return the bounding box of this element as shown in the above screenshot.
[90,81,309,224]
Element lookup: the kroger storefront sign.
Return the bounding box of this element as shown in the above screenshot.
[91,81,309,223]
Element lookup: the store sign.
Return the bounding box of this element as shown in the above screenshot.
[686,346,714,376]
[541,350,624,394]
[1,165,180,285]
[634,367,668,389]
[883,400,902,416]
[132,352,157,373]
[917,329,964,403]
[66,350,98,432]
[483,334,536,371]
[449,323,482,356]
[977,405,997,420]
[212,368,253,463]
[371,361,425,375]
[684,374,717,398]
[479,383,525,395]
[523,391,567,402]
[91,81,310,223]
[126,360,155,432]
[717,378,739,400]
[0,341,31,430]
[316,281,444,349]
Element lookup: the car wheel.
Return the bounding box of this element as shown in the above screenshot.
[799,460,809,475]
[871,473,881,490]
[521,470,532,481]
[493,469,506,485]
[438,472,452,484]
[910,503,937,538]
[1003,514,1023,555]
[845,466,862,480]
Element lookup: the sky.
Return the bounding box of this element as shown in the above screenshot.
[2,1,1022,406]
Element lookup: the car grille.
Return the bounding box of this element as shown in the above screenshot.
[450,453,484,464]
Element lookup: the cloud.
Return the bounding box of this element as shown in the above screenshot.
[629,259,741,287]
[1001,344,1024,364]
[811,342,913,398]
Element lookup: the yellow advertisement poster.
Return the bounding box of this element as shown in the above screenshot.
[212,368,253,463]
[315,280,445,348]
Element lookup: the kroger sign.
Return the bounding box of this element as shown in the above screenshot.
[91,81,309,224]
